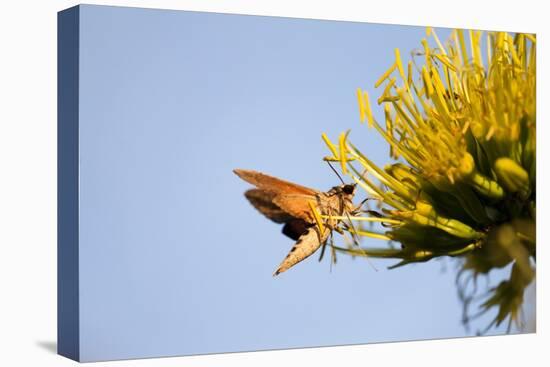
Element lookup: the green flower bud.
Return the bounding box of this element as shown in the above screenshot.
[459,152,475,177]
[494,157,530,194]
[458,153,505,200]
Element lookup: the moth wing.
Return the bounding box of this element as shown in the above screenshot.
[244,189,294,224]
[233,169,319,196]
[272,194,318,224]
[281,218,312,241]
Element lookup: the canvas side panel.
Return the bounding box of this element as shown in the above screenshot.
[57,5,80,362]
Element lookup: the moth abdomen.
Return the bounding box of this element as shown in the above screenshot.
[273,227,328,276]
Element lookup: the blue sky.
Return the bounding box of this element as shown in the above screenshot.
[76,5,510,361]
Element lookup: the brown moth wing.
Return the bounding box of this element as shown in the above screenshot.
[274,226,330,276]
[281,218,312,241]
[233,169,319,196]
[244,189,294,224]
[272,194,319,224]
[244,189,313,240]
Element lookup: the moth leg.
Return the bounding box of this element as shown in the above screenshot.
[327,206,342,233]
[325,207,337,271]
[343,210,361,247]
[333,226,344,235]
[330,234,337,271]
[329,206,346,235]
[317,205,336,263]
[341,222,357,246]
[318,230,330,262]
[342,221,366,257]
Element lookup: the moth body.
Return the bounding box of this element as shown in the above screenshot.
[233,169,357,275]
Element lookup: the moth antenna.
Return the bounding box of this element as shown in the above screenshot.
[326,161,345,185]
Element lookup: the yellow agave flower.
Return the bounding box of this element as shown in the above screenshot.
[323,29,536,332]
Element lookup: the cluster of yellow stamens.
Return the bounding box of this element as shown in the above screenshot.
[322,28,536,333]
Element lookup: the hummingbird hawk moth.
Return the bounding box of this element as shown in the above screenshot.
[233,169,359,276]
